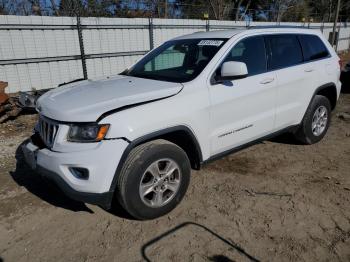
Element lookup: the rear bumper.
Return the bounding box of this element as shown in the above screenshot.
[36,165,114,209]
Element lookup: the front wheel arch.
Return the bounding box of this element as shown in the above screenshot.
[109,126,202,194]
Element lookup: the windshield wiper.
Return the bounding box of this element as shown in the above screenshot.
[58,78,84,87]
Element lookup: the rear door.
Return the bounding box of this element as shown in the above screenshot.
[297,33,332,95]
[266,34,312,130]
[208,35,277,156]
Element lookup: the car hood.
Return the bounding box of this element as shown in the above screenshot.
[37,75,183,122]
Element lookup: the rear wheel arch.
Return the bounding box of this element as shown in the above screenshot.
[297,82,337,135]
[313,83,338,110]
[295,95,331,144]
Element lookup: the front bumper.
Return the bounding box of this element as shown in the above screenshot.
[22,134,129,209]
[37,165,113,208]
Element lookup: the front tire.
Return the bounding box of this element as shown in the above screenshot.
[116,139,191,220]
[295,95,331,144]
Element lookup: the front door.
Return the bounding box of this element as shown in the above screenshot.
[208,35,277,156]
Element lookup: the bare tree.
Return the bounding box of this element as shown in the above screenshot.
[208,0,227,20]
[239,0,252,20]
[274,0,298,22]
[0,0,7,14]
[234,0,243,20]
[50,0,59,16]
[209,0,252,20]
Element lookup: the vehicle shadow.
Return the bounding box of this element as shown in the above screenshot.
[268,132,303,145]
[341,83,350,94]
[141,221,260,262]
[107,199,134,220]
[340,72,350,93]
[209,255,235,262]
[9,142,94,213]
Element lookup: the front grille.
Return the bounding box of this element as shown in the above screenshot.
[38,116,59,148]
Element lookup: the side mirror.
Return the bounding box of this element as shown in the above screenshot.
[215,61,248,83]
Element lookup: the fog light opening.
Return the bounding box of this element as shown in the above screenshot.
[69,167,89,180]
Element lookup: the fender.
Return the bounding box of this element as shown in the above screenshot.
[297,82,337,128]
[108,125,203,193]
[311,82,337,109]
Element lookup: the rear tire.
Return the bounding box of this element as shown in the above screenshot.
[116,139,191,220]
[294,95,331,144]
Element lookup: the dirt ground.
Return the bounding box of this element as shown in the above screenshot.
[1,84,350,261]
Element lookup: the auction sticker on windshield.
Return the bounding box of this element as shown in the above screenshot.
[197,40,224,46]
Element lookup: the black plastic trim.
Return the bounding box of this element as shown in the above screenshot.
[31,132,47,149]
[309,82,338,110]
[108,125,203,193]
[37,165,113,209]
[313,82,337,95]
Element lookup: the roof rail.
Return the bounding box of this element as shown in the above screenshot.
[248,25,311,29]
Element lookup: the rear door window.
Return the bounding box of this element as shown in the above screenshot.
[267,34,303,70]
[298,34,329,61]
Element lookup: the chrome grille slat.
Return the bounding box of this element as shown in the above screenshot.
[38,116,59,148]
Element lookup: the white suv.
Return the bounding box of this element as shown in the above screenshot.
[22,28,341,219]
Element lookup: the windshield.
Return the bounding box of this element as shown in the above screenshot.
[123,38,227,83]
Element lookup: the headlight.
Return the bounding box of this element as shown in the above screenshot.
[68,124,110,142]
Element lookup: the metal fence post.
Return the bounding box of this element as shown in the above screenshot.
[148,17,154,51]
[245,10,252,28]
[206,20,210,31]
[76,15,88,80]
[336,23,341,52]
[148,17,155,70]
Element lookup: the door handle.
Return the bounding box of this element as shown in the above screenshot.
[304,68,314,72]
[260,78,274,84]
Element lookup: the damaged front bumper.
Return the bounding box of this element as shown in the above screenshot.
[21,133,129,209]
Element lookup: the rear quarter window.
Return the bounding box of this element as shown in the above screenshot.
[298,34,330,61]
